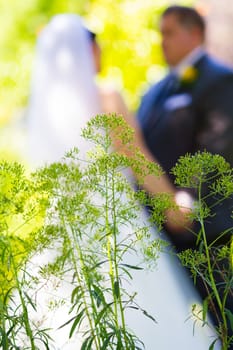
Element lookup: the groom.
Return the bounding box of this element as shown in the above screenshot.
[137,4,233,344]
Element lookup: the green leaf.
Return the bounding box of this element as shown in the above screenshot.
[81,335,94,350]
[95,303,111,326]
[120,263,143,270]
[116,336,123,350]
[119,266,133,280]
[208,338,219,350]
[202,298,208,322]
[58,315,77,329]
[71,285,83,303]
[69,309,85,338]
[142,308,157,323]
[225,308,233,331]
[101,332,114,350]
[24,292,37,312]
[114,280,120,299]
[92,284,106,307]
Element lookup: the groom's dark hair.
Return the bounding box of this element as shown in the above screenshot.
[162,5,206,38]
[86,29,97,42]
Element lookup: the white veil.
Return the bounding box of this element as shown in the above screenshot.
[27,14,101,166]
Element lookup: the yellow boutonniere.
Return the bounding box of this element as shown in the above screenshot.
[180,66,198,84]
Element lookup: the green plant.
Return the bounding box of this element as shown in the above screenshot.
[172,151,233,350]
[3,115,232,350]
[34,114,172,349]
[0,161,53,349]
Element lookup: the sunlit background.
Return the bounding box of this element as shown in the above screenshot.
[0,0,232,164]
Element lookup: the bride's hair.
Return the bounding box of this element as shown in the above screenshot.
[86,29,96,42]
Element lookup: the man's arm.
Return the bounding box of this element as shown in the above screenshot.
[117,111,193,232]
[103,88,193,232]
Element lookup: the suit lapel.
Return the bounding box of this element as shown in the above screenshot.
[143,73,180,133]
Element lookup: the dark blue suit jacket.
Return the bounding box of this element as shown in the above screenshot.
[137,53,233,250]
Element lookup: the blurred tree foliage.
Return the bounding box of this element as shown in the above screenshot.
[87,0,168,110]
[0,0,193,129]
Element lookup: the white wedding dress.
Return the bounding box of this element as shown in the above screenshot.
[26,14,220,350]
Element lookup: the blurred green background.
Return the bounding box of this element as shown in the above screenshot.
[0,0,194,161]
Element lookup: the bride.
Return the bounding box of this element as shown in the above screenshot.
[26,14,219,350]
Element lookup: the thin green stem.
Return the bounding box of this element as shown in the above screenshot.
[0,299,9,350]
[52,176,100,348]
[12,257,36,350]
[75,236,103,348]
[103,128,130,348]
[61,216,101,350]
[111,169,130,349]
[102,127,120,332]
[103,132,128,347]
[105,170,119,329]
[198,183,228,348]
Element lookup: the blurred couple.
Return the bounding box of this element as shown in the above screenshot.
[27,11,225,350]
